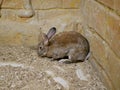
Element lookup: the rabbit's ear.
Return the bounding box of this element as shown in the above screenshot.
[47,27,56,40]
[38,28,44,41]
[43,34,49,46]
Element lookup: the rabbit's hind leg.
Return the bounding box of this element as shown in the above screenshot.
[68,49,85,63]
[58,59,71,63]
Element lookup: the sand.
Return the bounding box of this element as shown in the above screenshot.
[0,46,107,90]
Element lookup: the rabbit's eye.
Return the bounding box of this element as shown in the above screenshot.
[39,47,42,49]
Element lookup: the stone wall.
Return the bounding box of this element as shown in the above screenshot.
[0,0,82,46]
[80,0,120,90]
[0,0,120,90]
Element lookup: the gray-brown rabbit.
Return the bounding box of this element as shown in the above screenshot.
[38,27,90,63]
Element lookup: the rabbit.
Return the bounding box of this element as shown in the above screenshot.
[38,27,90,63]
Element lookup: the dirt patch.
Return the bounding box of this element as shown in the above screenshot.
[0,46,107,90]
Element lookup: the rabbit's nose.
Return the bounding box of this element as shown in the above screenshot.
[43,52,47,56]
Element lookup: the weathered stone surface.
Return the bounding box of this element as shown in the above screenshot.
[97,0,120,15]
[0,9,81,46]
[81,0,120,57]
[0,20,39,46]
[32,0,62,9]
[1,0,81,10]
[0,8,80,22]
[1,9,17,21]
[2,0,23,9]
[80,0,120,90]
[83,28,120,90]
[114,0,120,14]
[106,13,120,58]
[63,0,81,8]
[107,48,120,90]
[97,0,114,9]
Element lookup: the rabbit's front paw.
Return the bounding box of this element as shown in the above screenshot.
[59,59,71,64]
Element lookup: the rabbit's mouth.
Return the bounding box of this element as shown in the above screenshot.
[38,51,47,57]
[42,52,47,57]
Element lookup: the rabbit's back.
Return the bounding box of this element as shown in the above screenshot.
[47,31,90,61]
[50,31,89,50]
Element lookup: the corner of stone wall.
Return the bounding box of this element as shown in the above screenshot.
[80,0,120,90]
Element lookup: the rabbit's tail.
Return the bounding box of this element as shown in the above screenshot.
[85,51,91,61]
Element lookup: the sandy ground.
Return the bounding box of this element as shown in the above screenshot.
[0,46,107,90]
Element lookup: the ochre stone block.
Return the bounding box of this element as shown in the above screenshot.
[32,0,62,9]
[0,20,39,46]
[114,0,120,15]
[81,0,120,89]
[85,29,120,90]
[82,0,120,57]
[2,0,23,9]
[97,0,114,9]
[86,30,109,71]
[63,0,81,8]
[1,9,17,21]
[97,0,120,15]
[107,48,120,90]
[106,13,120,57]
[0,8,81,46]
